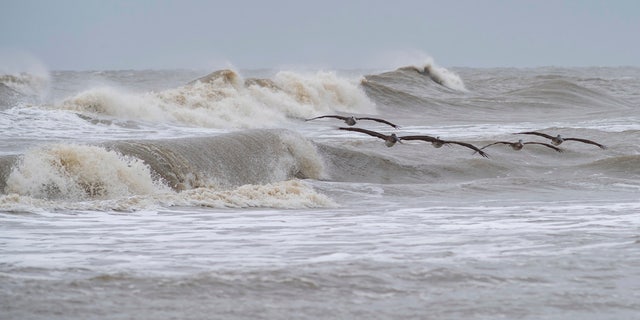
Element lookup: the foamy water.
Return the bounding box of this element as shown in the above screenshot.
[56,69,375,129]
[1,63,640,319]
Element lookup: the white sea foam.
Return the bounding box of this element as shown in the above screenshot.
[60,86,175,122]
[410,59,467,92]
[4,144,168,201]
[0,140,334,210]
[57,69,376,128]
[0,180,335,212]
[161,180,336,209]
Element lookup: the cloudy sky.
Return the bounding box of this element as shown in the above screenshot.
[1,0,639,71]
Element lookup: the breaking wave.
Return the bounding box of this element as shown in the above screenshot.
[0,129,334,211]
[0,72,50,107]
[57,69,375,128]
[402,64,467,92]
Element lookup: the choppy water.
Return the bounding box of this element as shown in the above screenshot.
[1,63,639,319]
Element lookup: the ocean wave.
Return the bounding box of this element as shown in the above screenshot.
[105,129,326,190]
[0,83,23,108]
[502,79,631,110]
[360,63,466,111]
[3,144,167,201]
[315,143,510,184]
[364,63,466,92]
[360,79,437,108]
[0,130,324,206]
[578,155,640,176]
[316,144,438,184]
[1,129,325,195]
[0,72,49,96]
[56,69,375,128]
[0,72,50,107]
[400,65,467,92]
[0,129,332,210]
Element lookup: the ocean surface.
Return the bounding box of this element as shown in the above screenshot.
[1,63,639,319]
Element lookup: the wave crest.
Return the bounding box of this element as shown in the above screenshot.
[58,69,375,128]
[4,144,167,200]
[0,130,334,210]
[0,72,50,107]
[403,64,467,91]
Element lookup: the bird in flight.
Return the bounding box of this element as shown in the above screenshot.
[339,127,402,147]
[399,135,489,158]
[339,127,488,157]
[515,131,607,149]
[480,139,563,152]
[306,115,399,128]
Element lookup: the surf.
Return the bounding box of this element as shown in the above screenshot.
[55,68,376,129]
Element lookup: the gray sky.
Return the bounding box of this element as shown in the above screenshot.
[1,0,639,71]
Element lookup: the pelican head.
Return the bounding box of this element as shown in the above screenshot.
[385,133,400,147]
[552,134,563,145]
[512,139,524,150]
[431,136,445,148]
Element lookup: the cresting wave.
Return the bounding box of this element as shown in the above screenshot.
[362,62,467,95]
[0,72,50,108]
[0,130,334,210]
[359,63,467,114]
[57,69,375,128]
[361,65,632,122]
[402,64,467,92]
[0,72,50,96]
[104,129,326,190]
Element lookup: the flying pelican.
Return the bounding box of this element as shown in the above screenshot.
[400,135,489,158]
[515,131,607,149]
[306,115,399,128]
[338,127,401,147]
[480,139,563,152]
[339,127,488,158]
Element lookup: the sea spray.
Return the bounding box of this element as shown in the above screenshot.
[4,144,167,200]
[58,69,376,128]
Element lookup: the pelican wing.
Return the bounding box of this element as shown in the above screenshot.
[356,117,399,128]
[564,138,607,149]
[444,140,489,158]
[398,135,439,142]
[516,131,555,140]
[305,115,347,122]
[339,127,389,140]
[523,142,563,152]
[479,141,512,150]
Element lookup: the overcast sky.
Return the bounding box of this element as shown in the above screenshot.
[1,0,639,71]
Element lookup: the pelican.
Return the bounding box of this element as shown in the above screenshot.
[339,127,401,147]
[400,135,489,158]
[306,115,399,128]
[515,131,606,149]
[480,139,563,152]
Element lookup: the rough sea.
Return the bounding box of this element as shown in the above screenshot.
[1,62,639,319]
